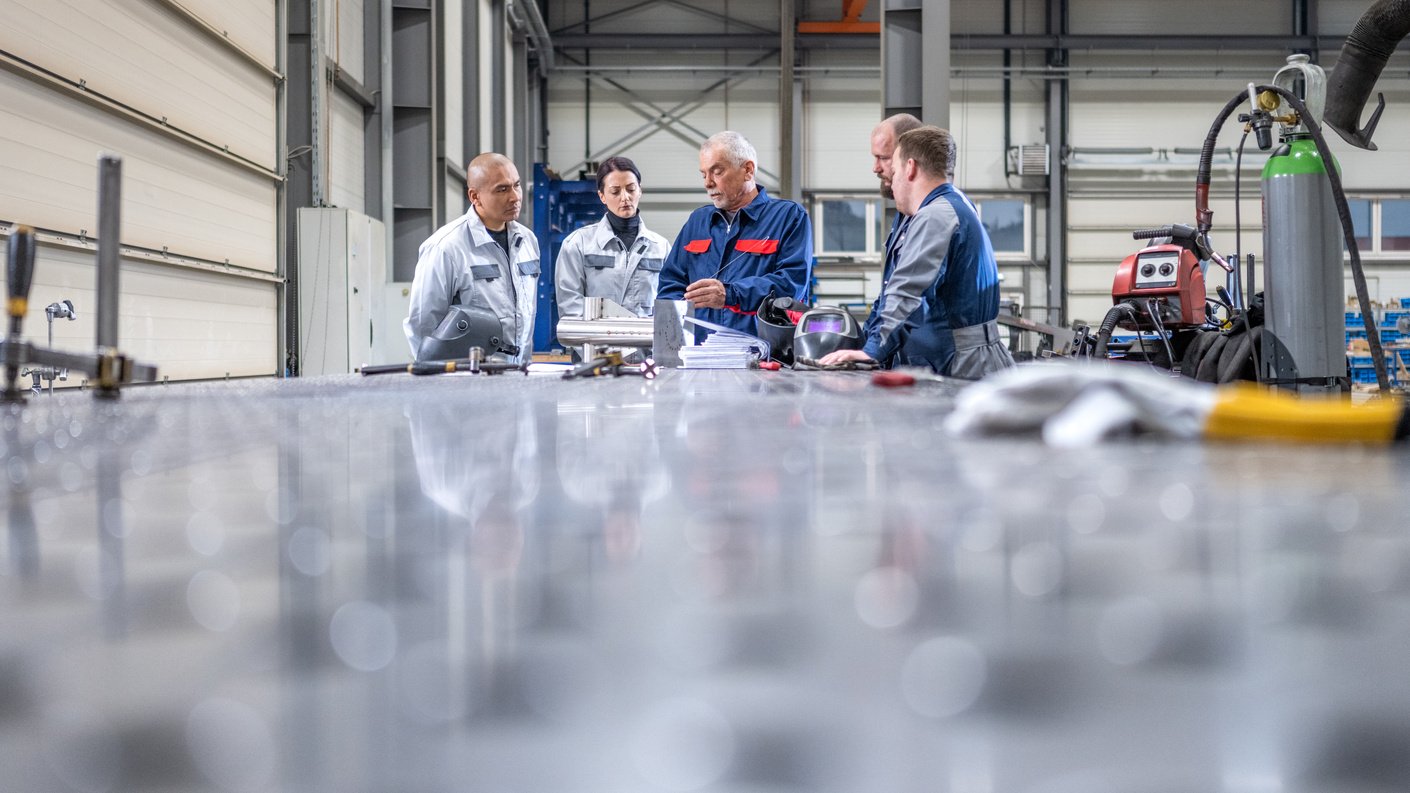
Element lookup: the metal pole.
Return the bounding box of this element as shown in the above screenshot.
[96,154,122,352]
[780,0,796,200]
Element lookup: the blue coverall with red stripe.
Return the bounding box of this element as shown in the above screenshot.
[657,187,813,340]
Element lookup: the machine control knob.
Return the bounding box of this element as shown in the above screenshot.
[1140,264,1156,278]
[1158,263,1174,277]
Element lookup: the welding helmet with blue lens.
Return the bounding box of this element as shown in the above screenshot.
[420,304,517,361]
[792,306,863,363]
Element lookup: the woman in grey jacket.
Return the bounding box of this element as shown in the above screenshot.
[554,157,672,318]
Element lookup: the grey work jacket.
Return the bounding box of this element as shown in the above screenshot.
[554,214,670,317]
[403,209,540,362]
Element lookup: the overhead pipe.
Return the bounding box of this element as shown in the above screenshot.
[1324,0,1410,150]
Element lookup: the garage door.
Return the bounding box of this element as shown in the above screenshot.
[0,0,281,381]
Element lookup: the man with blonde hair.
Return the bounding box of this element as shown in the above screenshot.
[821,126,1013,377]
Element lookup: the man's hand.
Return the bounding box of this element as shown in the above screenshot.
[817,349,875,367]
[683,279,727,309]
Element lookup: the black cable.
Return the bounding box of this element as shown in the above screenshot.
[1233,128,1248,310]
[1232,127,1262,384]
[1145,299,1177,370]
[1198,84,1387,391]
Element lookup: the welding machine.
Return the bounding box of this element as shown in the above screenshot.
[1110,228,1207,329]
[1092,223,1229,369]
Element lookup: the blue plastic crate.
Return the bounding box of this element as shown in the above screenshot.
[1347,329,1368,342]
[1400,297,1410,309]
[1350,354,1375,368]
[1384,311,1409,324]
[1351,367,1379,384]
[1346,312,1365,326]
[1377,328,1402,343]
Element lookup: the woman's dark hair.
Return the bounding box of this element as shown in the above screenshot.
[596,157,642,192]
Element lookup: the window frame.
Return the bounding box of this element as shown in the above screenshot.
[1344,196,1410,258]
[810,193,883,257]
[968,194,1032,261]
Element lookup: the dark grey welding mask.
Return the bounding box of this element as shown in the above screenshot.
[420,304,516,361]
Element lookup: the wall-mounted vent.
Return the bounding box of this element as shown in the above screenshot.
[1010,145,1050,177]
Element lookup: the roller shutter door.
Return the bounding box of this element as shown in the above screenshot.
[0,0,280,381]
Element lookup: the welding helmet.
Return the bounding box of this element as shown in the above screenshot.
[792,306,863,363]
[755,295,803,364]
[420,304,515,360]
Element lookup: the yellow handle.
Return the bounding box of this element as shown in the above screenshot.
[1205,384,1404,444]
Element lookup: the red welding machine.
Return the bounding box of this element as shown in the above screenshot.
[1110,242,1206,328]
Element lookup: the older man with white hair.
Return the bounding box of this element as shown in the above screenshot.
[657,131,813,340]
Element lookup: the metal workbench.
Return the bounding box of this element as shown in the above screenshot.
[2,369,1410,792]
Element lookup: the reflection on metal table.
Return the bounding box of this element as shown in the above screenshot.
[3,369,1410,792]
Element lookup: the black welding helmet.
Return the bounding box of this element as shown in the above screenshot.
[792,306,863,362]
[755,295,802,363]
[420,304,514,361]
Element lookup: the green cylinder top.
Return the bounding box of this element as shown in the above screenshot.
[1262,137,1339,178]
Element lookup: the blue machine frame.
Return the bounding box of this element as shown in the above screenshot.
[531,164,603,352]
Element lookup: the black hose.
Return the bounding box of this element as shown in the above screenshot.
[1324,0,1410,150]
[1145,299,1177,370]
[1233,129,1248,309]
[1093,303,1138,360]
[1197,84,1389,392]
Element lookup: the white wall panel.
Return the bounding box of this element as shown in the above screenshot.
[174,0,277,68]
[1070,0,1289,35]
[329,90,367,214]
[0,70,277,272]
[335,0,366,86]
[8,242,277,381]
[0,0,277,170]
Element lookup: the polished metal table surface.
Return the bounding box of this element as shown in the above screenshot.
[3,369,1410,793]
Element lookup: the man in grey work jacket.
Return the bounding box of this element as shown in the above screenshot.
[657,131,812,339]
[404,152,540,362]
[821,126,1013,378]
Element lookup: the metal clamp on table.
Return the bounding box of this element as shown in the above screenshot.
[2,155,159,402]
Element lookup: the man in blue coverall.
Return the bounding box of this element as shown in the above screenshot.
[820,126,1013,378]
[657,131,813,340]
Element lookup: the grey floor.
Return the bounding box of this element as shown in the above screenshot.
[2,369,1410,792]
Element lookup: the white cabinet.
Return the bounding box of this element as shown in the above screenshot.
[297,208,388,375]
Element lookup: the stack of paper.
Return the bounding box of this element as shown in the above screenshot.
[678,317,771,369]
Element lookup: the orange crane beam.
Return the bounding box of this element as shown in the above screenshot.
[797,0,880,34]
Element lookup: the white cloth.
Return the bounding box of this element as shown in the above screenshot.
[944,362,1219,447]
[553,214,671,318]
[404,209,541,362]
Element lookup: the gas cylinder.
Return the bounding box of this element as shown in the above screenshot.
[1260,54,1347,393]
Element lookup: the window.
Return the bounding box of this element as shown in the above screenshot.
[811,194,1031,259]
[976,199,1027,255]
[972,197,1031,259]
[1348,198,1372,251]
[1382,199,1410,251]
[821,198,870,253]
[812,195,884,255]
[1341,197,1410,256]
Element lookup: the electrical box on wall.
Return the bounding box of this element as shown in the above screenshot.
[297,208,389,375]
